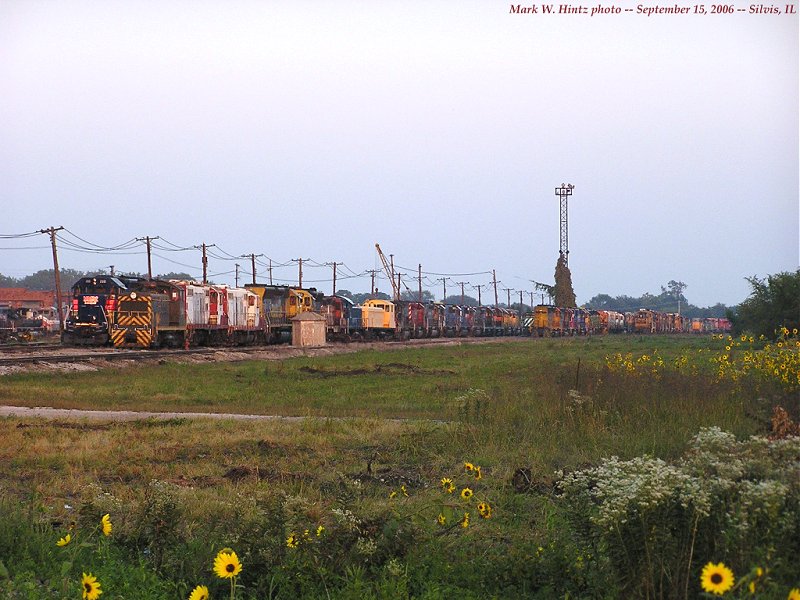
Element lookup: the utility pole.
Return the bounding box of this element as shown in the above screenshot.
[235,263,240,287]
[519,290,524,318]
[195,243,215,285]
[370,270,376,295]
[268,259,273,285]
[292,258,307,287]
[457,281,467,305]
[503,287,512,307]
[244,253,263,285]
[492,270,499,307]
[330,262,337,296]
[418,264,423,302]
[555,183,575,267]
[437,277,448,302]
[390,254,395,285]
[475,284,484,307]
[40,226,65,333]
[108,265,115,276]
[136,236,159,280]
[529,291,535,307]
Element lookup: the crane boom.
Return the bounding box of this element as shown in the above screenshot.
[375,243,399,300]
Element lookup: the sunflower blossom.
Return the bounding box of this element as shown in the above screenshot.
[188,584,209,600]
[214,550,242,579]
[460,487,473,500]
[56,533,72,547]
[81,572,102,600]
[700,562,734,596]
[789,589,800,600]
[100,514,112,536]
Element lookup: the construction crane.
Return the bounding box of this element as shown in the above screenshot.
[375,243,412,301]
[375,243,398,300]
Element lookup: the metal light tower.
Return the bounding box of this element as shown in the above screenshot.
[555,183,574,266]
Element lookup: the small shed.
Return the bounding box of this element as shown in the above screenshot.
[290,312,326,347]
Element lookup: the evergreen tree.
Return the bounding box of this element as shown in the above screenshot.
[553,254,577,308]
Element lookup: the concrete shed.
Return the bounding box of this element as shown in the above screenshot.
[290,312,326,347]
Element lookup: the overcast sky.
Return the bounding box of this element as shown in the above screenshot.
[1,0,797,307]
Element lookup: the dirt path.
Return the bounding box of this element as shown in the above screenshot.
[0,405,308,422]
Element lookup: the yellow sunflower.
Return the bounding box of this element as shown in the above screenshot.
[437,513,447,526]
[477,502,492,519]
[188,584,209,600]
[440,478,456,494]
[214,550,242,579]
[81,572,102,600]
[286,533,299,549]
[100,514,112,536]
[460,487,473,501]
[464,462,474,472]
[460,512,470,528]
[56,533,72,547]
[788,588,800,600]
[700,562,734,596]
[474,466,482,480]
[316,525,325,537]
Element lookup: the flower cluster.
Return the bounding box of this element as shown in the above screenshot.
[559,428,800,597]
[54,513,113,599]
[433,461,493,531]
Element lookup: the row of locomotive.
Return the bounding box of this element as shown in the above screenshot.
[62,276,320,348]
[523,305,731,337]
[61,275,730,349]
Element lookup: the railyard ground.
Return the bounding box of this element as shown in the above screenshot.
[0,335,795,598]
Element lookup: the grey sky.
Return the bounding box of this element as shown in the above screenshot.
[1,0,797,307]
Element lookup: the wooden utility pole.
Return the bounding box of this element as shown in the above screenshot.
[196,243,215,285]
[292,258,305,287]
[475,284,484,307]
[268,259,273,285]
[137,236,159,280]
[492,270,499,307]
[437,277,447,302]
[370,270,376,295]
[503,287,512,307]
[40,226,65,333]
[245,254,263,285]
[331,262,337,296]
[390,254,395,284]
[529,291,535,307]
[235,263,240,287]
[418,264,422,302]
[457,282,467,305]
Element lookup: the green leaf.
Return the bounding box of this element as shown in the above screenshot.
[0,559,9,579]
[60,560,73,577]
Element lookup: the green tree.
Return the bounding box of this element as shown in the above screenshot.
[732,269,800,338]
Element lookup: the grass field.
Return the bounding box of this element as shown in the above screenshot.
[0,335,797,599]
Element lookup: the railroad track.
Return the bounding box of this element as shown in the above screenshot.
[0,342,64,353]
[0,336,528,368]
[0,347,217,367]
